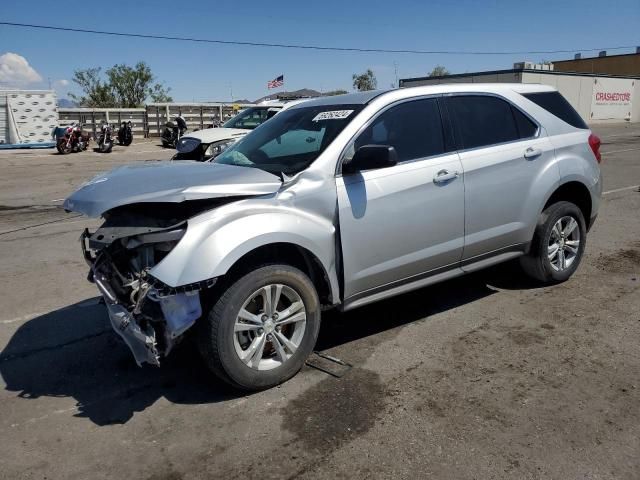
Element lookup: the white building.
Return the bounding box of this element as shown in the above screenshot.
[0,89,58,145]
[400,65,639,123]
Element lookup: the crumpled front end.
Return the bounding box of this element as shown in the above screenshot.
[80,207,215,366]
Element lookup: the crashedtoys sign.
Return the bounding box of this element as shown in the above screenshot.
[591,78,634,120]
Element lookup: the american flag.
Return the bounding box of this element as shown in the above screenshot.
[267,75,284,89]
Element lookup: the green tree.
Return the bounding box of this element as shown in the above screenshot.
[68,67,116,107]
[323,89,348,96]
[149,83,173,103]
[69,62,172,107]
[428,65,450,77]
[106,62,172,107]
[352,69,377,91]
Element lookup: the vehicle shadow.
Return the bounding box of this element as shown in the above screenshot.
[317,260,543,352]
[0,300,239,426]
[0,261,537,426]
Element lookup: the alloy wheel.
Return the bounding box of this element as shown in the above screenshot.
[233,284,307,371]
[548,215,581,271]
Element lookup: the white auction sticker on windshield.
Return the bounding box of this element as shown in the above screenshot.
[312,110,354,122]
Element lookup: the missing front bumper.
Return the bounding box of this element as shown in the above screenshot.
[81,228,210,367]
[105,302,160,367]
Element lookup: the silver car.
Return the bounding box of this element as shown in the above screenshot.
[64,84,602,390]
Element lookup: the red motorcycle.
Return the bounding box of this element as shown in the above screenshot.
[55,124,90,154]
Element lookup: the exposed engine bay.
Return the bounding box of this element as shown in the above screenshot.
[81,202,223,366]
[63,161,285,367]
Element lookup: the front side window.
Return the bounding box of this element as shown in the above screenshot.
[447,95,521,149]
[214,104,363,175]
[349,98,445,163]
[222,107,271,130]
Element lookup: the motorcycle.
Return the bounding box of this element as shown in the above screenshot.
[97,123,114,153]
[117,121,133,146]
[161,116,187,148]
[55,124,90,154]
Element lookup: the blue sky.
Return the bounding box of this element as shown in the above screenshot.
[1,0,639,102]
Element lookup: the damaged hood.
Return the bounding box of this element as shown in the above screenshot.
[64,161,282,217]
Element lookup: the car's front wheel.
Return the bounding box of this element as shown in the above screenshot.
[198,265,321,390]
[520,201,587,284]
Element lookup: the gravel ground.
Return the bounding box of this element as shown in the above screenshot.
[0,125,639,480]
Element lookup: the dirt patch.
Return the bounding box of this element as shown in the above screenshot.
[281,368,386,455]
[594,242,640,273]
[146,472,183,480]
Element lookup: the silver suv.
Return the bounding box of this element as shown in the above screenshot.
[64,84,602,390]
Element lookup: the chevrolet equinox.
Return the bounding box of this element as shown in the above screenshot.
[64,84,602,390]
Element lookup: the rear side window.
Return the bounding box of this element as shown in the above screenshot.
[522,92,588,129]
[354,98,445,162]
[447,95,522,149]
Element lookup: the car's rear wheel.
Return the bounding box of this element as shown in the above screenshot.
[520,201,586,284]
[198,265,321,390]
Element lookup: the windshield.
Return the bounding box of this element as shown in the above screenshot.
[214,104,363,175]
[222,107,272,130]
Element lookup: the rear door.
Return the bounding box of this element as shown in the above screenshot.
[445,94,558,261]
[336,97,465,299]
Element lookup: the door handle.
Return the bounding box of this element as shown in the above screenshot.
[524,147,543,159]
[433,169,459,183]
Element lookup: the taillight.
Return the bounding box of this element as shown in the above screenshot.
[588,133,602,163]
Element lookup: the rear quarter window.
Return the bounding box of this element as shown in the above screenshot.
[522,91,588,129]
[512,107,538,138]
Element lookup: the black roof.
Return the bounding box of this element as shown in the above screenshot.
[296,89,391,107]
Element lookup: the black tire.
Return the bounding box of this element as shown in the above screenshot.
[198,265,321,391]
[101,141,112,153]
[57,139,71,154]
[520,201,587,284]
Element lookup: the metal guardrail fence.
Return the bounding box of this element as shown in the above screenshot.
[59,103,255,138]
[58,108,147,138]
[146,103,254,137]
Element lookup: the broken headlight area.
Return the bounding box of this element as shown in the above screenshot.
[172,139,237,162]
[81,205,216,367]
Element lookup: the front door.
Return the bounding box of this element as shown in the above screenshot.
[336,97,465,300]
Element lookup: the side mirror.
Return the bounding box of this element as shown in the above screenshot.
[343,145,398,174]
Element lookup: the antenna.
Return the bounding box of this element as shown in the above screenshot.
[393,62,399,88]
